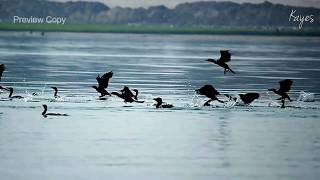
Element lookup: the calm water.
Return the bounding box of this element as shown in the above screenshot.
[0,32,320,180]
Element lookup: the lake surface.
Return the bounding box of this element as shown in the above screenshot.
[0,32,320,180]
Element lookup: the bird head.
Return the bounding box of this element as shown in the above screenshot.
[51,87,58,91]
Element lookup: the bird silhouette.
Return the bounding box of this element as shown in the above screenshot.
[153,97,174,108]
[225,93,260,105]
[268,79,293,108]
[8,87,24,99]
[207,50,235,74]
[0,64,5,81]
[42,104,68,117]
[112,86,144,103]
[51,87,60,98]
[92,71,113,97]
[196,85,224,106]
[120,86,139,100]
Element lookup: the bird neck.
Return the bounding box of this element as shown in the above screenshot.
[42,107,47,115]
[8,89,13,98]
[155,100,162,108]
[54,90,58,97]
[134,90,138,98]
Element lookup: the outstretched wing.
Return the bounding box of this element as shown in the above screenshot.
[279,79,293,92]
[0,64,5,81]
[96,71,113,88]
[218,50,231,63]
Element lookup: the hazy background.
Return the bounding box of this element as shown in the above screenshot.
[53,0,320,8]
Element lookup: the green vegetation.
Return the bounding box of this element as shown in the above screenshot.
[0,23,319,36]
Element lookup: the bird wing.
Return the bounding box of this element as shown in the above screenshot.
[101,71,113,79]
[96,71,113,88]
[279,79,293,92]
[0,64,5,81]
[217,50,231,63]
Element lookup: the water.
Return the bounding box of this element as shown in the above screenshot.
[0,32,320,180]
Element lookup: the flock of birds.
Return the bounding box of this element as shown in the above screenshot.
[0,50,305,117]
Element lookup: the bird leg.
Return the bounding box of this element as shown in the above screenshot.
[229,68,235,74]
[281,99,285,108]
[224,69,227,74]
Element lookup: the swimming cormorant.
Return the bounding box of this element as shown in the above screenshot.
[206,50,235,74]
[51,87,60,98]
[8,87,24,99]
[268,79,293,108]
[196,85,224,106]
[225,93,260,105]
[0,64,5,81]
[92,71,113,97]
[42,104,68,117]
[153,97,174,108]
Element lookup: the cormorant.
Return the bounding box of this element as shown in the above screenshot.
[206,50,235,74]
[153,97,174,108]
[196,84,224,106]
[8,87,24,99]
[268,79,293,108]
[0,64,5,81]
[225,93,260,105]
[42,104,68,117]
[111,86,144,103]
[51,87,60,98]
[92,71,113,97]
[120,86,139,100]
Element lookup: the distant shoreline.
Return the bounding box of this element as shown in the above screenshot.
[0,23,319,36]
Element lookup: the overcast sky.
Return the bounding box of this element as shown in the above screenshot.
[53,0,320,8]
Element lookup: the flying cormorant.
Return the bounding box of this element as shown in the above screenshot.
[268,79,293,108]
[206,50,235,74]
[92,71,113,97]
[42,104,68,117]
[153,97,174,108]
[196,84,224,106]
